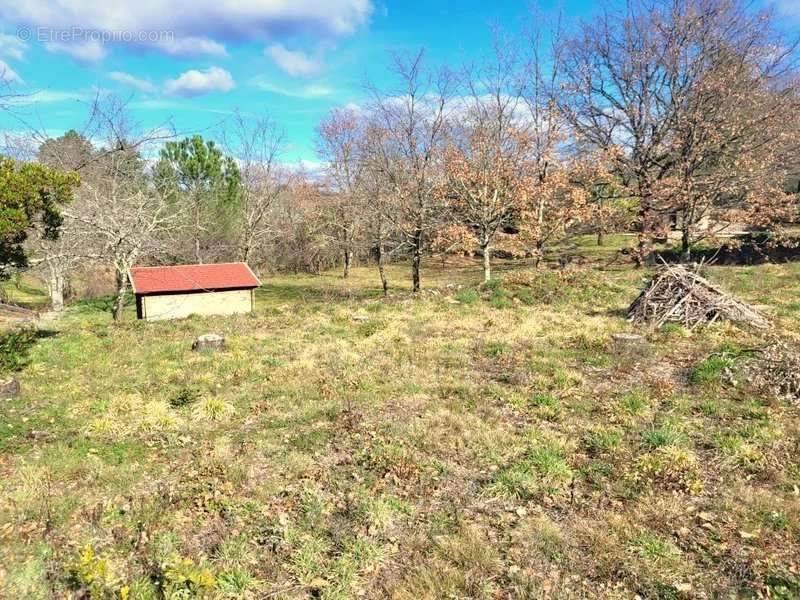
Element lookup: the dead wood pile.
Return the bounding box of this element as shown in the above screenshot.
[628,264,769,329]
[747,341,800,403]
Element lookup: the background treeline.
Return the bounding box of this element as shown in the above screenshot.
[2,0,799,318]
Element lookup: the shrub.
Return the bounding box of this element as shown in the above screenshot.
[633,447,703,494]
[194,398,233,421]
[158,554,216,599]
[169,386,200,408]
[583,428,621,455]
[488,286,512,309]
[486,440,573,499]
[66,545,126,600]
[642,424,686,448]
[619,391,649,415]
[690,354,735,385]
[454,289,479,305]
[0,326,38,373]
[484,341,510,358]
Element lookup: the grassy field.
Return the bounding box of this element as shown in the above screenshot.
[1,249,800,598]
[0,274,51,311]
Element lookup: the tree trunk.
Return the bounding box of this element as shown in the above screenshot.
[113,269,128,322]
[46,265,66,312]
[411,229,422,293]
[481,238,491,282]
[679,203,693,262]
[240,233,252,264]
[597,230,605,246]
[533,239,544,268]
[343,249,353,279]
[194,200,203,264]
[377,241,388,297]
[681,226,691,262]
[635,183,654,268]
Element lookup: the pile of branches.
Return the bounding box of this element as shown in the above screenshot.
[628,263,769,329]
[747,340,800,404]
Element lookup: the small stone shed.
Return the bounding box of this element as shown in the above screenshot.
[129,262,260,321]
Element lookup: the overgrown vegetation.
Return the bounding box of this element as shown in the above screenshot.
[1,257,799,598]
[0,326,38,373]
[1,0,799,597]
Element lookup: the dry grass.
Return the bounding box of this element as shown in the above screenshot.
[1,255,799,599]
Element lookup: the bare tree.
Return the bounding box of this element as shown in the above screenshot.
[63,97,181,320]
[269,172,339,274]
[560,0,799,264]
[29,130,99,310]
[362,123,398,295]
[316,107,367,278]
[442,32,530,282]
[559,0,699,264]
[662,12,800,257]
[19,96,176,311]
[517,13,578,265]
[221,110,288,268]
[367,49,454,292]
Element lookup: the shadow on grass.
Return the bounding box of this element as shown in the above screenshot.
[256,281,387,304]
[587,307,630,319]
[70,293,135,314]
[35,329,59,339]
[655,233,800,266]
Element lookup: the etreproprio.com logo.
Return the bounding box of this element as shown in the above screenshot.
[16,26,174,44]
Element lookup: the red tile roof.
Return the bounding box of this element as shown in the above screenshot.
[130,263,260,295]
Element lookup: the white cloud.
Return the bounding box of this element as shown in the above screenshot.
[152,36,227,58]
[249,75,333,98]
[0,59,21,83]
[0,1,372,60]
[2,89,91,107]
[265,43,320,76]
[0,33,26,60]
[109,71,156,94]
[30,89,90,103]
[45,40,107,62]
[286,158,325,175]
[165,66,235,97]
[777,1,800,20]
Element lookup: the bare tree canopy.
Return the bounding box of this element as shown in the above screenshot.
[560,0,800,263]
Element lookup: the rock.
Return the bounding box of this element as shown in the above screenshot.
[25,429,51,441]
[611,333,649,356]
[0,376,20,398]
[738,529,758,540]
[192,334,225,352]
[352,315,370,323]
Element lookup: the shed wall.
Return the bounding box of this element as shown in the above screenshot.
[141,289,252,321]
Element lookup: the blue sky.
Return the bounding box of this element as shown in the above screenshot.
[0,0,796,165]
